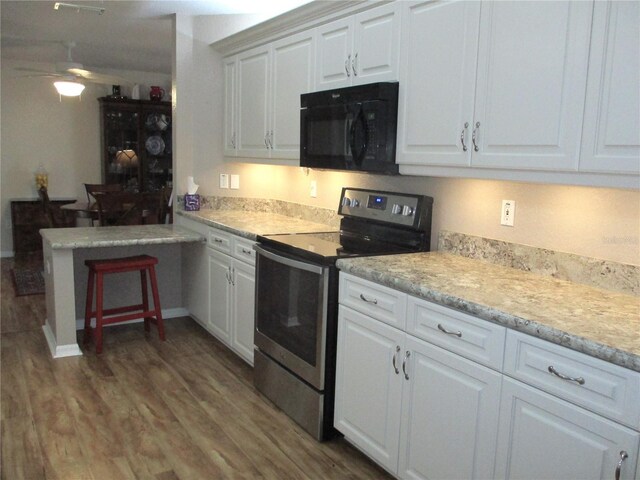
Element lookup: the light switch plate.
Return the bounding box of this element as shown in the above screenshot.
[230,174,240,190]
[219,174,229,189]
[501,200,515,226]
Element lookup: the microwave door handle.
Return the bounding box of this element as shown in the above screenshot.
[349,112,357,162]
[353,106,368,167]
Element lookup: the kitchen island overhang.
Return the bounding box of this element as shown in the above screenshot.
[40,225,205,358]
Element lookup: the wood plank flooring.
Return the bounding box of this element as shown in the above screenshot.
[0,257,392,479]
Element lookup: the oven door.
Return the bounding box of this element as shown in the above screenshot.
[254,244,330,391]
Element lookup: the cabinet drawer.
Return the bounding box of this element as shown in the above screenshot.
[207,229,232,254]
[504,330,640,430]
[407,297,506,371]
[339,273,407,330]
[233,237,256,266]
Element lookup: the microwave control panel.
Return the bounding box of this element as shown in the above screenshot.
[339,188,431,229]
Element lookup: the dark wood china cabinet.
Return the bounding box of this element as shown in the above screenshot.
[98,97,172,192]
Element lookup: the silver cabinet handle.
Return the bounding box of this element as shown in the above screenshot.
[472,121,480,152]
[269,130,274,149]
[230,132,236,148]
[402,351,410,380]
[225,267,231,285]
[352,52,358,76]
[547,366,585,385]
[460,122,469,152]
[359,293,378,305]
[213,238,224,244]
[264,133,269,148]
[615,451,628,480]
[241,247,252,255]
[345,54,351,77]
[228,266,235,286]
[392,345,400,374]
[437,323,462,337]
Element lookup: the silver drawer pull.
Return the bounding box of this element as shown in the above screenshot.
[392,345,400,374]
[547,366,585,385]
[241,248,252,255]
[615,451,628,480]
[402,351,410,380]
[213,238,223,244]
[359,293,378,305]
[437,323,462,337]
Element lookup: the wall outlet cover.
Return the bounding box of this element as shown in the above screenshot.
[230,174,240,190]
[219,174,229,189]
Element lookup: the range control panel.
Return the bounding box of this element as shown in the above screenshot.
[338,187,433,229]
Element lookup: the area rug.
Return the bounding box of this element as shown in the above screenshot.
[11,268,45,296]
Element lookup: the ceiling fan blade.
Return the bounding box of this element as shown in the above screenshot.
[14,66,55,75]
[67,68,131,85]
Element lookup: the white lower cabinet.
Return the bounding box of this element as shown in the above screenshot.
[399,335,501,480]
[495,377,639,480]
[178,216,256,365]
[334,306,404,472]
[335,302,502,478]
[336,272,640,480]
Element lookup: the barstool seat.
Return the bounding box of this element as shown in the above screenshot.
[84,254,165,353]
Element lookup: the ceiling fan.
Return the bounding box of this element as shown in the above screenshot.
[16,41,131,95]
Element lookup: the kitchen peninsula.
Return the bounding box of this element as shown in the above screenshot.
[41,224,204,358]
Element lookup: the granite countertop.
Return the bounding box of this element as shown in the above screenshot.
[336,252,640,372]
[40,224,204,249]
[177,210,336,239]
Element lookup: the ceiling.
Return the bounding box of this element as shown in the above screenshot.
[1,0,310,74]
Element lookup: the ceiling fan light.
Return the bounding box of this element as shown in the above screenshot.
[54,80,85,96]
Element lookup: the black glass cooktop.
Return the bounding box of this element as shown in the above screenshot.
[259,230,418,264]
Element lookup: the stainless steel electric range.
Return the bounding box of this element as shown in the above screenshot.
[253,187,434,440]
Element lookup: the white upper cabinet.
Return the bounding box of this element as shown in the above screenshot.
[580,1,640,174]
[270,31,315,159]
[398,0,481,167]
[223,57,238,156]
[237,45,271,158]
[399,0,593,171]
[225,32,314,161]
[315,2,400,91]
[472,1,592,170]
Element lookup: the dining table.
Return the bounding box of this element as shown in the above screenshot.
[60,201,98,226]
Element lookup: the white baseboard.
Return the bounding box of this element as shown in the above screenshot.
[1,251,15,258]
[42,321,83,358]
[75,307,190,330]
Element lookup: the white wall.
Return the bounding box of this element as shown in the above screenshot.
[0,59,170,255]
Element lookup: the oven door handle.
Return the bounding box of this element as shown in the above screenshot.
[254,244,325,275]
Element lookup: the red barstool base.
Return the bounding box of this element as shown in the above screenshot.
[83,255,165,354]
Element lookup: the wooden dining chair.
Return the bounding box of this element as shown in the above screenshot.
[84,183,123,204]
[94,192,145,226]
[37,187,74,228]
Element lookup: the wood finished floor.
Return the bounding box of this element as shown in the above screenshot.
[1,257,392,480]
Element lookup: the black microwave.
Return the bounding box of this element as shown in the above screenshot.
[300,82,399,174]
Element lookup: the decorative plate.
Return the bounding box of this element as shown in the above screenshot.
[145,135,165,155]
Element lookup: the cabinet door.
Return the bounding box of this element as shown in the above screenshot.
[315,17,353,90]
[270,31,315,160]
[580,1,640,174]
[495,378,640,480]
[472,1,592,170]
[208,249,232,343]
[398,0,480,167]
[352,2,401,85]
[334,306,404,474]
[399,336,502,480]
[223,56,237,156]
[237,45,271,157]
[231,259,255,365]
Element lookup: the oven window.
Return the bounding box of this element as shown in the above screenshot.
[256,253,325,367]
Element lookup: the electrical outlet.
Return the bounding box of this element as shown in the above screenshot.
[310,180,317,198]
[230,174,240,190]
[219,174,229,189]
[501,200,515,226]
